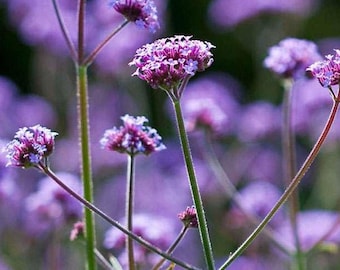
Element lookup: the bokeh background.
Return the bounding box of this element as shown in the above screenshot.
[1,0,340,269]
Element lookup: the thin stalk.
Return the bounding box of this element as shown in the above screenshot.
[77,64,97,270]
[77,0,86,63]
[94,248,115,270]
[282,79,305,270]
[126,154,136,270]
[83,19,129,66]
[218,89,340,269]
[171,99,215,270]
[152,225,189,270]
[202,131,290,255]
[38,164,200,270]
[51,0,77,61]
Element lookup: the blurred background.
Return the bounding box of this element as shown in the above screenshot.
[1,0,340,269]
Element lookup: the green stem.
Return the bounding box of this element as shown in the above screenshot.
[218,90,340,269]
[77,64,97,270]
[281,79,304,270]
[126,154,136,270]
[39,165,200,270]
[172,99,215,270]
[202,131,290,256]
[152,225,189,270]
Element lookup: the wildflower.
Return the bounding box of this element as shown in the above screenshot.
[100,114,165,156]
[4,125,58,168]
[180,74,240,135]
[70,221,85,241]
[25,172,82,237]
[104,214,176,267]
[307,49,340,88]
[129,35,215,95]
[178,206,198,228]
[110,0,159,33]
[264,38,321,79]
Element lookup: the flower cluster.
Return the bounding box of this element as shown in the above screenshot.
[307,49,340,88]
[4,125,58,168]
[100,114,165,156]
[178,206,198,228]
[110,0,159,33]
[129,35,215,92]
[264,38,321,79]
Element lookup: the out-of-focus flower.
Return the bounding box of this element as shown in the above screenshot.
[307,49,340,88]
[25,172,82,237]
[104,213,176,267]
[235,181,284,225]
[180,74,240,135]
[110,0,159,33]
[129,35,215,94]
[264,38,321,79]
[208,0,316,28]
[236,101,281,142]
[274,210,340,252]
[178,206,198,228]
[4,125,58,168]
[100,114,165,156]
[70,221,85,241]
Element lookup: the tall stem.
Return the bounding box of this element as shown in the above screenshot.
[152,226,189,270]
[126,154,136,270]
[281,80,305,270]
[39,165,200,270]
[77,64,96,270]
[172,99,215,270]
[218,90,340,269]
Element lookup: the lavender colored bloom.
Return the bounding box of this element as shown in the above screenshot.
[129,35,215,93]
[104,214,176,267]
[180,74,240,135]
[4,125,58,168]
[110,0,159,33]
[208,0,316,28]
[100,114,165,156]
[178,206,198,228]
[307,49,340,88]
[25,172,82,237]
[274,210,340,252]
[235,181,284,225]
[236,101,281,142]
[264,38,321,79]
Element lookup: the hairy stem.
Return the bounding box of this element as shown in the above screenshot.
[126,154,136,270]
[39,165,200,270]
[218,89,340,269]
[171,98,215,270]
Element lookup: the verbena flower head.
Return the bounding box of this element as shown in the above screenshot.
[100,114,165,156]
[129,35,215,95]
[4,125,58,168]
[264,38,321,79]
[110,0,159,33]
[307,49,340,88]
[178,206,198,228]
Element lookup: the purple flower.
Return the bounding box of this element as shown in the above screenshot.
[180,74,240,135]
[110,0,159,33]
[307,49,340,88]
[4,125,58,168]
[236,101,281,142]
[178,206,198,228]
[129,35,215,93]
[25,172,82,237]
[264,38,321,79]
[104,213,176,267]
[208,0,316,28]
[274,210,340,252]
[100,114,166,156]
